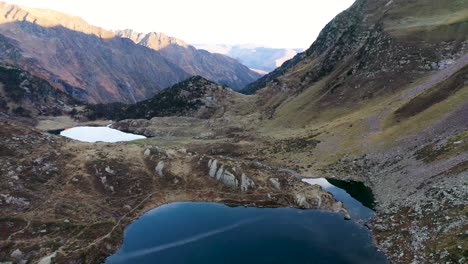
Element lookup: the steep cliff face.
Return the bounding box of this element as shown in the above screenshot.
[116,30,261,90]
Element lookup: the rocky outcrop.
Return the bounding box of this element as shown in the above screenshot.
[208,159,256,191]
[0,65,80,118]
[269,178,281,190]
[240,174,255,191]
[208,159,239,188]
[155,161,165,177]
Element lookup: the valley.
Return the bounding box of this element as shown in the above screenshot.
[0,0,467,263]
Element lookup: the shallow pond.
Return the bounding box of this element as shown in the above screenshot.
[57,126,146,143]
[106,202,387,264]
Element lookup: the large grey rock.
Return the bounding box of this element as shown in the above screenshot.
[294,193,311,208]
[208,159,218,177]
[10,249,28,264]
[240,174,255,192]
[105,166,115,174]
[219,170,239,188]
[269,178,281,190]
[155,161,165,177]
[144,149,151,156]
[215,165,225,180]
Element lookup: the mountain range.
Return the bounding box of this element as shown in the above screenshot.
[194,44,302,73]
[0,2,260,103]
[115,30,261,90]
[0,0,467,263]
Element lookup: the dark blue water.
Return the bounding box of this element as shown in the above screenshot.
[106,202,387,264]
[302,178,375,221]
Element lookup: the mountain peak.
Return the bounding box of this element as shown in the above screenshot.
[115,29,188,50]
[0,1,114,38]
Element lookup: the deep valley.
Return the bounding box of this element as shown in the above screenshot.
[0,0,467,263]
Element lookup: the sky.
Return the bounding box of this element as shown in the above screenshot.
[4,0,355,49]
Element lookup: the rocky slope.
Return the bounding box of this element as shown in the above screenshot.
[0,0,467,263]
[116,30,261,90]
[0,64,80,120]
[238,0,467,262]
[0,2,259,103]
[0,2,191,104]
[0,117,346,263]
[194,44,302,73]
[86,76,244,121]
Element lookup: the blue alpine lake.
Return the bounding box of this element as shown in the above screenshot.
[105,201,387,264]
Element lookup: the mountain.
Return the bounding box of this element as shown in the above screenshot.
[0,0,467,263]
[115,30,261,91]
[194,44,302,73]
[86,76,243,120]
[0,64,79,119]
[239,0,467,262]
[0,2,259,103]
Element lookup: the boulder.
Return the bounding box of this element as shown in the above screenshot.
[105,166,115,174]
[240,174,255,192]
[144,149,151,156]
[294,193,311,208]
[269,178,281,190]
[215,165,225,180]
[208,159,218,177]
[219,170,239,188]
[155,161,165,177]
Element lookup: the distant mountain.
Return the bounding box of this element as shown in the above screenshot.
[116,30,261,91]
[193,44,303,73]
[86,76,240,121]
[0,2,259,103]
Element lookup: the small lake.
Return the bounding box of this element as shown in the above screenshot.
[57,126,146,143]
[106,202,387,264]
[302,178,375,221]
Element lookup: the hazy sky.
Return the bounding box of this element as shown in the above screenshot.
[4,0,355,49]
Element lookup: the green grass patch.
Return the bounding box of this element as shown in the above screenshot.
[415,130,468,163]
[394,65,468,121]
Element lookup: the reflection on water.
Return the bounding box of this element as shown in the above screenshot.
[59,126,146,143]
[303,178,375,221]
[106,202,387,264]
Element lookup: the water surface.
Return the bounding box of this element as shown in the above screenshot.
[106,202,387,264]
[59,126,145,142]
[303,178,375,221]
